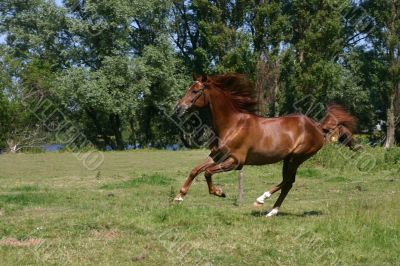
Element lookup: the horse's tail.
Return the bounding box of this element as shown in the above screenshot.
[320,104,357,150]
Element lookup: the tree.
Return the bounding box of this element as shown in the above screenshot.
[1,0,186,149]
[0,93,11,150]
[0,0,67,151]
[274,0,373,131]
[248,0,290,116]
[0,45,34,151]
[363,0,400,148]
[171,0,255,75]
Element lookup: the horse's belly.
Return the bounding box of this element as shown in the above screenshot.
[244,132,292,165]
[245,151,287,165]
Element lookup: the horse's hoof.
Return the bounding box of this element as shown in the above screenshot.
[173,194,184,203]
[214,189,225,197]
[253,201,263,208]
[266,208,279,217]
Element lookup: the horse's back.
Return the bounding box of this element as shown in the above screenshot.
[243,114,324,165]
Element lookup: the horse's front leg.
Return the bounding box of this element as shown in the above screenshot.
[203,156,240,198]
[174,157,215,202]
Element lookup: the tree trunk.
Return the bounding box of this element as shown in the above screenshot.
[128,117,136,143]
[86,109,111,149]
[384,88,397,148]
[385,0,399,148]
[255,53,268,115]
[142,106,154,145]
[255,52,281,117]
[7,140,18,154]
[270,61,281,117]
[111,114,124,150]
[299,50,304,63]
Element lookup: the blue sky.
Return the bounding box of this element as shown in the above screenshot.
[55,0,63,7]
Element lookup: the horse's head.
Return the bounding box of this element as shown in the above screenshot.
[173,74,209,117]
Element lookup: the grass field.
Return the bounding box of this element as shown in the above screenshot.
[0,145,399,265]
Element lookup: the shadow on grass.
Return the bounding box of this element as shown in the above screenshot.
[250,210,323,217]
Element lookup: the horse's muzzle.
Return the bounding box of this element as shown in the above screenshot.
[173,104,189,117]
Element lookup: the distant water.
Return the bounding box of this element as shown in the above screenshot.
[0,143,182,154]
[42,144,64,152]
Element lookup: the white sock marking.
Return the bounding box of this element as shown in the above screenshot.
[256,191,271,204]
[266,208,279,217]
[174,195,184,202]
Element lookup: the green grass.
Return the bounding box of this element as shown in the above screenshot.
[0,146,399,265]
[101,173,174,189]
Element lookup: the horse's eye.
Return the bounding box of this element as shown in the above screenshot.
[191,90,198,94]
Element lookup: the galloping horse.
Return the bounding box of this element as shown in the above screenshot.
[173,74,356,217]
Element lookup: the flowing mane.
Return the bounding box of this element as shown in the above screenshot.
[321,104,357,132]
[207,73,259,114]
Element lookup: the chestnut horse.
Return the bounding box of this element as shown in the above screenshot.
[173,74,356,217]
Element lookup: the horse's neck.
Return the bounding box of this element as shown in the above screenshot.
[208,89,240,137]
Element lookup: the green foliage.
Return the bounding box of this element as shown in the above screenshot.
[384,148,400,164]
[131,37,189,144]
[0,0,398,148]
[171,0,256,74]
[307,143,400,172]
[0,94,11,148]
[362,0,400,147]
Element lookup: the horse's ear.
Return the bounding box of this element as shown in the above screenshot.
[192,73,198,81]
[201,75,208,82]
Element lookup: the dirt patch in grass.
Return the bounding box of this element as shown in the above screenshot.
[0,237,43,247]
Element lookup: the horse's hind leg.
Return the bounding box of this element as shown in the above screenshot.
[253,158,298,207]
[266,158,301,217]
[253,182,283,207]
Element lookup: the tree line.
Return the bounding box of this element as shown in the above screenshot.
[0,0,399,151]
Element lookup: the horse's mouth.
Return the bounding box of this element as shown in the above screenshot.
[173,104,190,117]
